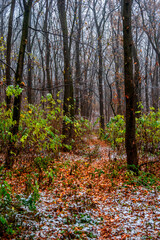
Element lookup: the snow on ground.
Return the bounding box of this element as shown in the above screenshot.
[15,190,102,239]
[15,186,160,239]
[11,138,160,239]
[98,187,160,239]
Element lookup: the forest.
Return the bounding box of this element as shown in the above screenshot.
[0,0,160,239]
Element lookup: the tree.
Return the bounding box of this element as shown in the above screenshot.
[57,0,74,145]
[122,0,138,172]
[110,3,123,115]
[44,0,53,96]
[133,42,141,116]
[0,0,159,135]
[75,0,82,115]
[5,0,33,169]
[5,0,16,110]
[136,0,160,65]
[92,0,108,135]
[144,39,150,112]
[136,0,160,111]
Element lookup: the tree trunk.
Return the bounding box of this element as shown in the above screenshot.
[152,59,159,112]
[5,0,33,169]
[145,40,150,112]
[115,59,122,115]
[0,1,5,103]
[133,43,141,116]
[44,0,52,95]
[36,32,45,99]
[122,0,138,172]
[92,0,106,135]
[98,35,105,135]
[111,13,122,115]
[75,0,82,115]
[53,50,59,99]
[27,12,32,104]
[6,0,16,110]
[57,0,74,146]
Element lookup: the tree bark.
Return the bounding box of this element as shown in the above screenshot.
[75,0,82,115]
[98,35,105,134]
[44,0,52,95]
[122,0,138,172]
[145,40,150,112]
[27,11,32,104]
[93,0,106,135]
[152,59,159,112]
[57,0,74,146]
[5,0,33,169]
[5,0,16,110]
[133,43,141,116]
[111,13,122,115]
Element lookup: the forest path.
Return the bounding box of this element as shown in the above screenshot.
[2,135,160,239]
[81,136,160,239]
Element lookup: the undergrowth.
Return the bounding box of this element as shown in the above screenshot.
[0,100,160,238]
[0,95,91,156]
[0,168,40,237]
[105,107,160,155]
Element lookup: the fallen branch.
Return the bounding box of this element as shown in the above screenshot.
[139,159,160,170]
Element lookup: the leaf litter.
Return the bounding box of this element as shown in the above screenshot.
[1,136,160,239]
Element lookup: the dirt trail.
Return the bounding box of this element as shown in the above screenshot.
[87,137,160,239]
[1,136,160,239]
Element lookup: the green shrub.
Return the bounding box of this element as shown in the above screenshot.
[124,171,159,189]
[105,108,160,154]
[105,115,125,150]
[0,95,63,155]
[0,181,15,236]
[136,108,160,153]
[0,178,39,237]
[0,103,15,149]
[0,95,91,156]
[73,117,91,140]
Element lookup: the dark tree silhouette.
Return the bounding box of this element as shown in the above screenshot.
[6,0,16,110]
[122,0,138,172]
[5,0,33,169]
[57,0,74,146]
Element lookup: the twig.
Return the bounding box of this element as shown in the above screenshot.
[106,74,116,116]
[0,59,16,74]
[139,160,160,170]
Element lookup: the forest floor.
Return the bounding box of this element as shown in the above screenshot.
[1,135,160,239]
